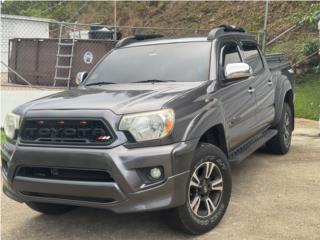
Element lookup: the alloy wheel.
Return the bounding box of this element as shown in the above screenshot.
[188,161,223,218]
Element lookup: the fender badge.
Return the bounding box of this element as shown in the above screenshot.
[97,135,111,142]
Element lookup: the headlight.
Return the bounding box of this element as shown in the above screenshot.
[4,112,21,140]
[119,109,174,142]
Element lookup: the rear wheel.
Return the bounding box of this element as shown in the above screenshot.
[267,102,293,154]
[26,202,76,215]
[168,143,232,235]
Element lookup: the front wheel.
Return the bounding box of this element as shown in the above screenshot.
[167,143,232,235]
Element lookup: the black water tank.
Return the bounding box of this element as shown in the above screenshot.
[89,24,121,40]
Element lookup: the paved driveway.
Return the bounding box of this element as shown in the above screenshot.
[1,119,320,240]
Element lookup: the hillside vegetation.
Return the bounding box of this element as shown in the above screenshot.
[92,2,320,66]
[2,1,319,65]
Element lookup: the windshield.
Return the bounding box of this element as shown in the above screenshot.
[84,42,211,85]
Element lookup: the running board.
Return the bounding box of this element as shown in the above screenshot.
[228,129,278,164]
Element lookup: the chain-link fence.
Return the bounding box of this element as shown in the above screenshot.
[1,14,264,88]
[1,15,117,88]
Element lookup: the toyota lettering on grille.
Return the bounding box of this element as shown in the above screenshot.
[25,127,108,139]
[21,119,113,145]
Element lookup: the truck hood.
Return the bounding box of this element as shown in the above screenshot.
[18,82,203,115]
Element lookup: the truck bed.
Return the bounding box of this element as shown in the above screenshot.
[265,53,294,88]
[265,53,291,71]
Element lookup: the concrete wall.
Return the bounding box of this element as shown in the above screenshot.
[1,89,61,127]
[1,15,50,73]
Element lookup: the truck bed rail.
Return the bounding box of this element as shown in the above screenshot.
[265,53,291,71]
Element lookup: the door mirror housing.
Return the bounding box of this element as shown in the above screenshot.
[76,72,88,85]
[224,63,253,80]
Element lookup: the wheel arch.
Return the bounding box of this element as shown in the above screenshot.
[198,124,228,156]
[181,100,229,156]
[273,79,294,128]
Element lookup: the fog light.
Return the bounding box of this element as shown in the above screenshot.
[150,167,162,179]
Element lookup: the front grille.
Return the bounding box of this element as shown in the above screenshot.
[20,119,114,145]
[17,167,114,182]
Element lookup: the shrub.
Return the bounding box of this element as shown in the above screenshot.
[303,40,319,56]
[313,65,320,74]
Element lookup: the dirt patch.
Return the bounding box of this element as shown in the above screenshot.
[295,118,319,129]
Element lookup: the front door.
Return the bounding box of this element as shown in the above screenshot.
[215,41,258,150]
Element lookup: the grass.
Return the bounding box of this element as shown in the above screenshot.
[295,75,320,121]
[1,130,5,144]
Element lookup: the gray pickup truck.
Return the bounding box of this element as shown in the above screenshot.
[2,26,294,234]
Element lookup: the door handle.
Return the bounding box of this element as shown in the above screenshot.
[267,79,273,86]
[248,87,255,94]
[231,116,241,125]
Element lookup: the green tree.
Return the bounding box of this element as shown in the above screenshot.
[1,1,89,22]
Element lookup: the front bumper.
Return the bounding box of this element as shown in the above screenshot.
[1,139,197,213]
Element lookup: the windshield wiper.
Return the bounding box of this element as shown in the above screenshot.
[85,81,116,86]
[133,79,176,83]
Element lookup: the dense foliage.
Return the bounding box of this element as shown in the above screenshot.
[1,1,90,21]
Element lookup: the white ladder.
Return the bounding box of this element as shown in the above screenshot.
[53,23,76,88]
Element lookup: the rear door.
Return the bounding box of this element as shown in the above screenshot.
[240,42,275,131]
[215,40,258,150]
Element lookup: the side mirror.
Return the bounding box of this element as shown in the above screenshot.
[75,72,88,85]
[224,63,252,80]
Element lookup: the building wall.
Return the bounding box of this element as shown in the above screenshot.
[1,15,50,74]
[1,88,61,127]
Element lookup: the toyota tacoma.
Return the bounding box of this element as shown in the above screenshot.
[2,26,294,234]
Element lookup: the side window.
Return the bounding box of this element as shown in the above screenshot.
[221,42,242,68]
[242,43,264,73]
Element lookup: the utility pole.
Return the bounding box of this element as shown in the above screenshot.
[315,11,320,40]
[317,11,320,55]
[113,0,117,41]
[262,0,269,52]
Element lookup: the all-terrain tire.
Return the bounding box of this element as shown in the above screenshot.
[26,202,76,215]
[266,102,293,154]
[167,143,232,235]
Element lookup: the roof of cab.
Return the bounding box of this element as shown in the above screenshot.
[121,37,209,48]
[116,25,255,49]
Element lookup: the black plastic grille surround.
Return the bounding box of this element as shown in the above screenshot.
[20,192,115,203]
[17,167,114,182]
[20,119,114,145]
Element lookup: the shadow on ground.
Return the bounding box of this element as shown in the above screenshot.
[14,204,195,239]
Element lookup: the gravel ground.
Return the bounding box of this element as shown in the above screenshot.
[1,119,319,240]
